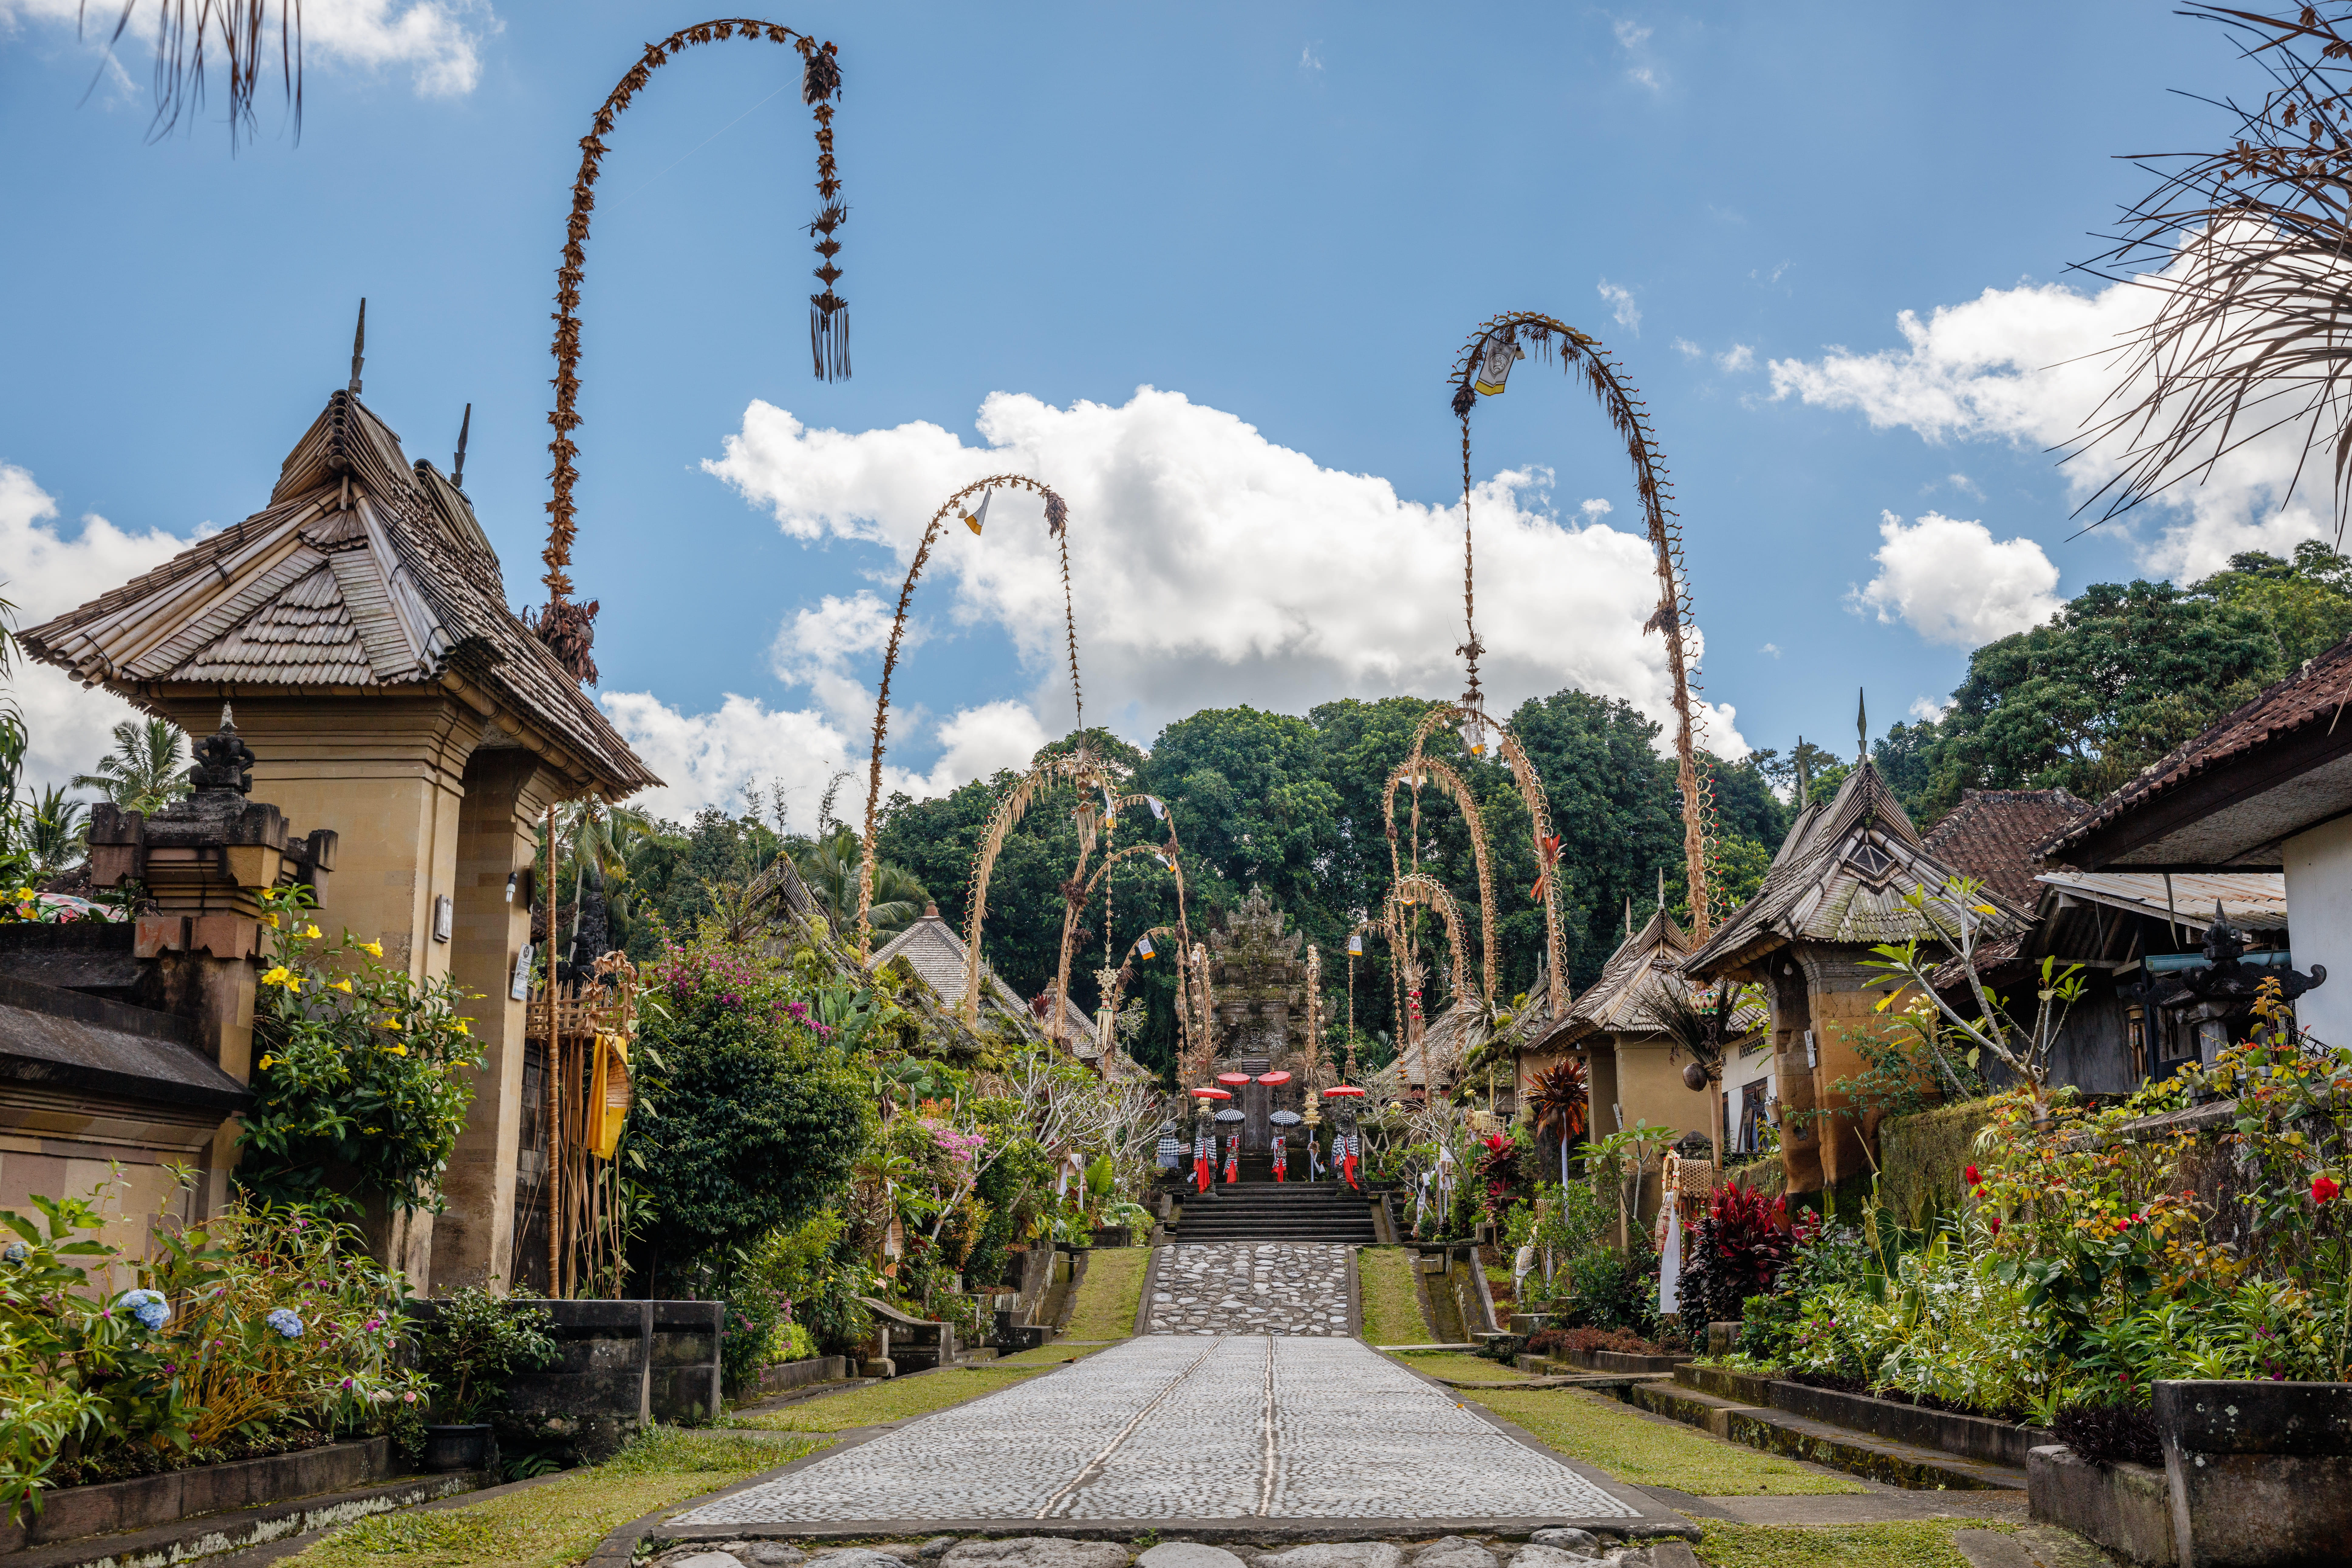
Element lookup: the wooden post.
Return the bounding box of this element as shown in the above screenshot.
[544,803,560,1297]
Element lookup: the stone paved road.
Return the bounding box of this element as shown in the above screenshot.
[677,1337,1642,1526]
[1144,1244,1352,1336]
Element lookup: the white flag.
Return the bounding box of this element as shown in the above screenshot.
[1473,329,1524,396]
[961,487,993,535]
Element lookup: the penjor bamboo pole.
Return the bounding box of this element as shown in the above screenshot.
[545,803,561,1296]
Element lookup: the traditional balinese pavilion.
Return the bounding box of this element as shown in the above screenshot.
[2041,637,2352,1047]
[869,903,1047,1048]
[1514,907,1763,1162]
[22,369,658,1289]
[1682,761,2028,1195]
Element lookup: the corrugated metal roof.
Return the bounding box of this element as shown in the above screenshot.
[2035,869,2288,931]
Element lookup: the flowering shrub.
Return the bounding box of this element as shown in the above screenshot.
[1679,1185,1796,1325]
[1,1177,425,1524]
[239,885,485,1216]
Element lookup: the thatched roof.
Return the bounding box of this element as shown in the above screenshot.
[21,389,656,798]
[1684,761,2029,979]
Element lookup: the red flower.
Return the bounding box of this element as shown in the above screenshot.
[1964,1165,1980,1186]
[1988,1216,2002,1236]
[2314,1175,2340,1205]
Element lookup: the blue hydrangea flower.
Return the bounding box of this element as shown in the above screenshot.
[120,1288,171,1330]
[266,1307,305,1339]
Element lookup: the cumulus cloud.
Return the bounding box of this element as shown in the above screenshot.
[1597,280,1642,335]
[0,0,495,97]
[0,465,196,792]
[1716,343,1755,373]
[1768,258,2335,579]
[1760,642,1781,658]
[624,386,1748,812]
[1848,510,2062,648]
[1910,695,1953,722]
[1672,338,1702,360]
[1579,498,1614,519]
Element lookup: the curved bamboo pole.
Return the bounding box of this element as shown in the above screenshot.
[541,19,845,667]
[1050,839,1189,1052]
[1448,312,1717,935]
[1188,941,1217,1085]
[953,746,1112,1024]
[1381,756,1496,1003]
[1398,701,1567,1021]
[857,475,1082,956]
[1099,922,1188,1063]
[1389,873,1473,1016]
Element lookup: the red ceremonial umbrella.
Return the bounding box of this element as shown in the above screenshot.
[1189,1086,1232,1100]
[1215,1072,1252,1086]
[1256,1070,1292,1085]
[1322,1084,1365,1098]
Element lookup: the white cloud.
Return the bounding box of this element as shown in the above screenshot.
[1760,643,1781,658]
[1716,343,1755,373]
[1611,16,1662,90]
[1579,498,1614,519]
[1768,253,2336,579]
[1299,43,1322,72]
[1672,338,1702,360]
[1910,695,1952,722]
[1596,280,1642,335]
[1945,472,1983,498]
[0,465,196,793]
[666,386,1746,813]
[0,0,494,97]
[1848,510,2062,648]
[1613,18,1653,48]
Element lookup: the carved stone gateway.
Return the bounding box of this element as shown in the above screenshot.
[1206,888,1309,1151]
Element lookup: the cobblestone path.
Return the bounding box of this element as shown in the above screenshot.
[1143,1243,1351,1336]
[677,1337,1645,1526]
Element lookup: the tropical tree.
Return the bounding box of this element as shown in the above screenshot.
[799,825,928,937]
[72,718,189,817]
[22,788,87,880]
[1527,1057,1589,1188]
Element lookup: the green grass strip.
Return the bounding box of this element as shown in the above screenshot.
[1692,1519,2015,1567]
[1061,1245,1151,1341]
[1356,1245,1432,1345]
[1461,1387,1862,1496]
[286,1427,816,1568]
[729,1363,1050,1432]
[1388,1349,1533,1382]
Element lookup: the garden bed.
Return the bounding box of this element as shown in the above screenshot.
[0,1438,392,1552]
[756,1354,852,1397]
[1669,1363,2049,1467]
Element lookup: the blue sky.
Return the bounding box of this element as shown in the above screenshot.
[0,2,2285,817]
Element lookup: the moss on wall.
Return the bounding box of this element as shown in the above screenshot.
[1877,1098,1996,1227]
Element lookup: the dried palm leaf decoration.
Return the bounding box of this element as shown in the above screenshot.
[79,0,301,147]
[536,19,848,682]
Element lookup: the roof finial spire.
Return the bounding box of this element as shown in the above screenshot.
[1625,894,1633,939]
[1857,686,1869,764]
[1657,864,1666,917]
[348,298,366,396]
[452,402,472,490]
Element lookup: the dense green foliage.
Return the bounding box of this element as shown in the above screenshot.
[630,933,871,1288]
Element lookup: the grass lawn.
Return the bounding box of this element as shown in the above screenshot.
[1388,1349,1531,1382]
[1461,1387,1862,1496]
[1062,1246,1150,1341]
[729,1363,1048,1431]
[1357,1246,1432,1345]
[1693,1520,2017,1568]
[285,1427,815,1568]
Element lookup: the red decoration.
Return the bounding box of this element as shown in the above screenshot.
[1216,1071,1252,1086]
[1189,1086,1232,1100]
[1256,1070,1292,1085]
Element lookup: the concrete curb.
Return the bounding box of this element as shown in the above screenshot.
[1133,1244,1163,1338]
[1345,1245,1363,1338]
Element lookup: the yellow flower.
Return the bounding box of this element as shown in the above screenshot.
[379,1015,401,1028]
[453,1018,470,1036]
[330,979,353,993]
[263,914,279,929]
[384,1044,407,1057]
[358,940,383,958]
[261,965,294,988]
[302,924,322,940]
[258,1054,275,1070]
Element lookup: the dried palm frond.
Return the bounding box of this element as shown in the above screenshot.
[2071,4,2352,545]
[81,0,301,148]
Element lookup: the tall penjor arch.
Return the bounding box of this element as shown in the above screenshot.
[1447,313,1720,936]
[534,19,849,681]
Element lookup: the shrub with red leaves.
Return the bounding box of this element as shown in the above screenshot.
[1524,1324,1661,1357]
[1680,1184,1796,1325]
[1475,1133,1524,1215]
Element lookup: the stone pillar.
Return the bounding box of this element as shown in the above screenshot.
[1766,958,1824,1196]
[1798,949,1882,1189]
[142,694,481,982]
[432,747,564,1294]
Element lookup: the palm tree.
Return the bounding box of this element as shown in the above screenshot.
[544,798,655,961]
[798,825,927,937]
[24,788,87,880]
[73,719,188,817]
[1528,1057,1590,1189]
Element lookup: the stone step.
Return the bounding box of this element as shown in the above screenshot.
[1614,1380,2028,1492]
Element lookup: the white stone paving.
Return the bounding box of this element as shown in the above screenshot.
[678,1337,1637,1525]
[1143,1243,1351,1336]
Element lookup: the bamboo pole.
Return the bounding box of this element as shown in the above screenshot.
[545,803,560,1296]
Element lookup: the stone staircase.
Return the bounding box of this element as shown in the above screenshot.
[1169,1156,1379,1243]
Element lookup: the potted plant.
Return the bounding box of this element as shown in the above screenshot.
[413,1287,557,1471]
